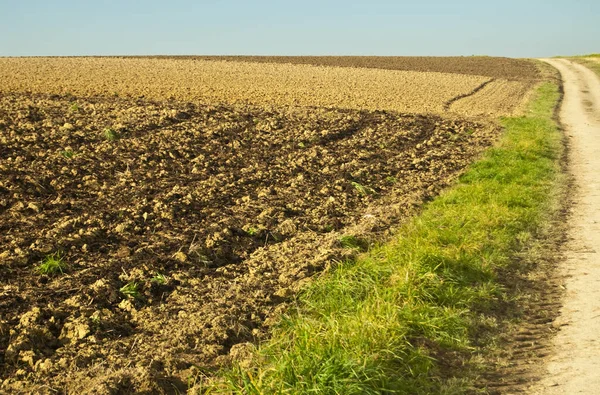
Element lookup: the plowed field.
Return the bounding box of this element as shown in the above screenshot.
[0,57,527,116]
[449,79,534,116]
[143,55,541,81]
[0,56,535,393]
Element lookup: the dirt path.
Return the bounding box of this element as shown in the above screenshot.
[532,59,600,393]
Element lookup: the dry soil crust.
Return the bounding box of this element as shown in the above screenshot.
[529,59,600,393]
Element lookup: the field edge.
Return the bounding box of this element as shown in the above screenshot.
[196,80,565,393]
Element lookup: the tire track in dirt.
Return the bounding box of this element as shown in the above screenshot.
[476,217,568,394]
[443,78,495,110]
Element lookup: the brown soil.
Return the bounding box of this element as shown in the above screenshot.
[138,56,541,81]
[0,91,499,393]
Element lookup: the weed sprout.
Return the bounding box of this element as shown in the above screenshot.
[37,252,65,275]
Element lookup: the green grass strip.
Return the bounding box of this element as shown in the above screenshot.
[206,82,563,394]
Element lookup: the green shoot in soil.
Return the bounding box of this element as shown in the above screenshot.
[120,282,140,299]
[351,181,375,196]
[246,227,259,236]
[385,176,397,184]
[60,149,75,159]
[151,273,167,285]
[37,253,66,275]
[103,128,119,141]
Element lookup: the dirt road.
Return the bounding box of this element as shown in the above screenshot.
[533,59,600,393]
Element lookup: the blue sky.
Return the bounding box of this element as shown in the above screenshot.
[1,0,598,57]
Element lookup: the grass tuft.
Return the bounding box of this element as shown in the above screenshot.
[151,273,167,285]
[103,127,120,141]
[339,234,368,251]
[351,181,376,196]
[120,281,140,299]
[245,227,259,236]
[60,149,75,159]
[37,252,66,275]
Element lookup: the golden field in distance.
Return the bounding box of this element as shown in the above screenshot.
[169,55,540,80]
[0,57,532,117]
